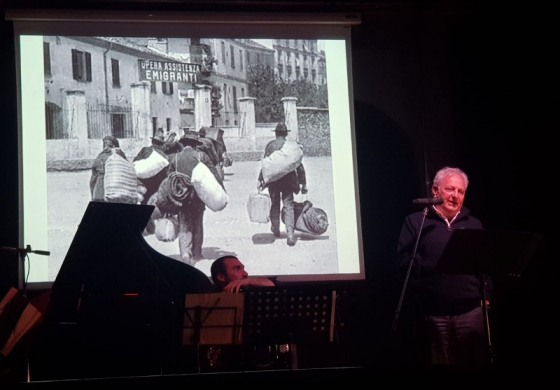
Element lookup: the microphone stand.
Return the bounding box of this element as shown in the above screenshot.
[392,206,428,333]
[0,245,50,296]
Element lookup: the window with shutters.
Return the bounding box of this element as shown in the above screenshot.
[71,49,92,82]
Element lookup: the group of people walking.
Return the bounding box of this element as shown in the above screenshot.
[90,122,308,265]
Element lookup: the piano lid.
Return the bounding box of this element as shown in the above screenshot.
[44,201,214,324]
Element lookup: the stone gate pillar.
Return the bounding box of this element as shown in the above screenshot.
[239,97,256,151]
[131,82,151,140]
[63,90,88,142]
[194,83,213,131]
[281,96,298,140]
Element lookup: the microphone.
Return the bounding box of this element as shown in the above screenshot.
[0,245,50,256]
[412,197,443,206]
[25,245,50,256]
[30,249,51,256]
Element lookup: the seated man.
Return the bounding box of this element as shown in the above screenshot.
[207,256,294,370]
[210,255,275,293]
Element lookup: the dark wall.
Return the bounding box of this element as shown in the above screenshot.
[355,2,552,375]
[350,2,551,374]
[0,0,20,295]
[0,0,552,377]
[444,5,551,375]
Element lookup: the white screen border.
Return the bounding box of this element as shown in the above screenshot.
[10,10,364,286]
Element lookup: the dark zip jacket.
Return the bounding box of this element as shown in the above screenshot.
[397,206,484,316]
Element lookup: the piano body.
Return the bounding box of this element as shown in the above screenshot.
[29,201,214,380]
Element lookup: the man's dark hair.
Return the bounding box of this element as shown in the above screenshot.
[210,255,238,285]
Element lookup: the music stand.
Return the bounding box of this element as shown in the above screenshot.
[183,293,244,346]
[243,286,337,370]
[437,228,543,364]
[243,286,337,345]
[183,293,244,373]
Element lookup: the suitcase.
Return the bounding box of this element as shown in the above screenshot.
[154,215,179,242]
[247,192,271,223]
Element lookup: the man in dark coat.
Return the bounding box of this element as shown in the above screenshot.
[195,126,227,182]
[396,166,489,372]
[258,123,307,246]
[166,132,224,265]
[196,127,220,166]
[89,135,127,201]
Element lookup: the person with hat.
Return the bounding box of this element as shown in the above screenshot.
[163,131,224,265]
[161,129,183,155]
[257,122,307,246]
[89,135,127,201]
[197,126,219,164]
[195,126,223,180]
[133,129,175,206]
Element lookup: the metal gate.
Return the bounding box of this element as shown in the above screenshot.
[87,102,133,139]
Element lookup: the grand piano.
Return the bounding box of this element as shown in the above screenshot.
[24,202,355,383]
[28,201,215,380]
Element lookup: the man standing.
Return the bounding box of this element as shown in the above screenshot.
[89,135,127,201]
[258,123,307,246]
[197,126,227,182]
[396,166,489,372]
[197,127,220,164]
[167,132,223,265]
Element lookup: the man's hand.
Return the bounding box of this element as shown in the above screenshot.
[223,279,247,293]
[223,277,275,293]
[301,185,308,195]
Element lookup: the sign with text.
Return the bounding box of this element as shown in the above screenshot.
[138,59,201,83]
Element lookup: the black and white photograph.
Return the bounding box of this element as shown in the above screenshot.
[17,33,363,285]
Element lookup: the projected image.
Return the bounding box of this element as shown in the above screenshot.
[19,34,362,285]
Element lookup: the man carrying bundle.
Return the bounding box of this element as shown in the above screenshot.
[258,123,307,246]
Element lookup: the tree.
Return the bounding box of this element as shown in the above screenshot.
[247,63,284,123]
[247,63,329,123]
[210,85,223,119]
[285,79,328,108]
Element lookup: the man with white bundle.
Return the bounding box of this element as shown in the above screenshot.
[258,122,307,246]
